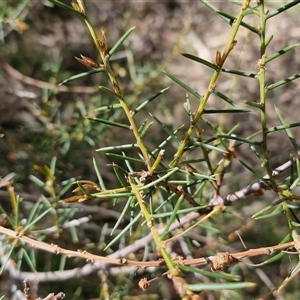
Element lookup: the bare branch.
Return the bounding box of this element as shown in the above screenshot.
[1,223,299,282]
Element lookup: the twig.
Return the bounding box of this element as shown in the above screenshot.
[210,158,295,206]
[0,173,16,188]
[22,279,63,300]
[0,57,99,94]
[38,292,65,300]
[1,224,299,275]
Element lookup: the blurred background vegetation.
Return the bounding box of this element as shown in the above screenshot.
[1,0,300,299]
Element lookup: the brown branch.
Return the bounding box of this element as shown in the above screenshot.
[209,158,295,206]
[0,57,99,94]
[0,224,206,270]
[1,225,299,274]
[139,157,295,210]
[23,278,65,300]
[40,293,65,300]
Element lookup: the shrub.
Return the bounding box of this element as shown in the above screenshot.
[1,0,300,299]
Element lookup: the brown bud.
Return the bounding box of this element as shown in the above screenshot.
[242,1,250,10]
[99,30,108,56]
[76,0,85,13]
[75,55,100,68]
[71,2,81,12]
[215,50,222,67]
[62,195,88,203]
[231,40,237,50]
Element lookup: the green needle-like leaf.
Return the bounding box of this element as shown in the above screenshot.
[200,0,259,34]
[99,86,122,98]
[203,109,251,114]
[95,103,122,112]
[107,26,136,59]
[0,205,14,227]
[245,100,263,109]
[217,134,262,146]
[93,157,106,190]
[25,200,43,226]
[274,108,300,152]
[181,53,218,70]
[265,43,299,64]
[163,70,201,99]
[188,282,257,291]
[110,196,133,236]
[48,0,85,17]
[267,72,300,90]
[93,192,133,199]
[29,175,46,187]
[267,122,300,133]
[86,117,130,129]
[22,207,53,232]
[58,68,105,85]
[179,265,241,281]
[111,163,129,187]
[267,0,300,19]
[151,125,183,155]
[103,212,140,251]
[190,141,227,153]
[22,248,37,272]
[106,153,144,164]
[139,168,179,190]
[97,144,138,152]
[0,245,15,275]
[132,87,169,116]
[150,113,180,142]
[160,193,184,240]
[238,159,259,176]
[263,252,285,264]
[221,68,257,78]
[252,203,284,220]
[139,121,153,138]
[265,35,274,48]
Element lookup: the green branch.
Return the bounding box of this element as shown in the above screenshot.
[169,0,251,168]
